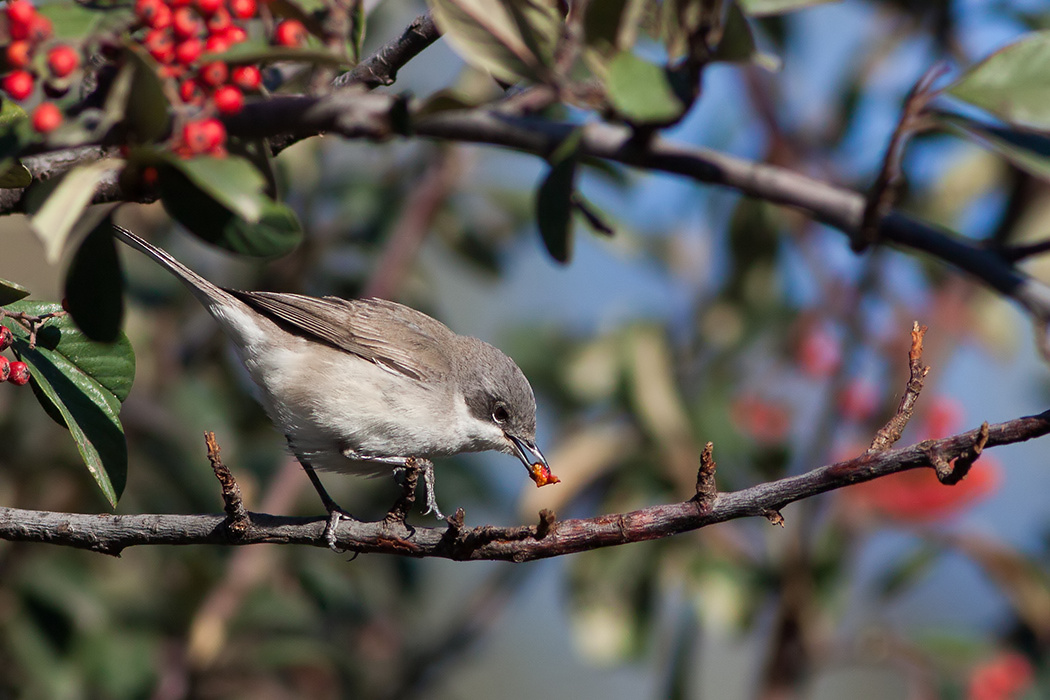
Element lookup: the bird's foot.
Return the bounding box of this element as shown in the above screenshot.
[419,460,446,520]
[323,506,355,553]
[388,458,444,522]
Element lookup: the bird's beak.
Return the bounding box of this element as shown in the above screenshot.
[508,434,560,487]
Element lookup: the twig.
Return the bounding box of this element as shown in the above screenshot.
[204,431,249,537]
[998,238,1050,263]
[934,421,989,485]
[333,13,440,89]
[870,322,930,452]
[693,441,717,510]
[855,63,949,251]
[3,410,1048,558]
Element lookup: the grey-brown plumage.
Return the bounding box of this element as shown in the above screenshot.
[113,226,551,528]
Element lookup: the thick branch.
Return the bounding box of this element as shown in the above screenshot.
[2,411,1047,559]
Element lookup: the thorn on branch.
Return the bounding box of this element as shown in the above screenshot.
[934,421,991,485]
[693,441,718,510]
[870,322,931,452]
[536,509,556,540]
[854,63,948,252]
[764,510,785,527]
[204,431,249,538]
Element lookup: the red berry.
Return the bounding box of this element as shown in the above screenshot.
[137,0,172,29]
[206,7,231,33]
[144,28,175,63]
[7,360,29,386]
[5,40,31,69]
[178,77,203,103]
[212,84,242,114]
[229,0,255,19]
[198,59,226,86]
[5,1,35,35]
[0,356,9,382]
[273,19,306,47]
[46,45,79,78]
[30,101,61,133]
[6,0,34,24]
[25,14,52,43]
[182,117,225,153]
[204,34,229,53]
[222,25,246,44]
[141,166,159,186]
[2,70,33,100]
[174,37,202,65]
[0,326,11,351]
[231,64,260,90]
[196,0,223,15]
[172,7,203,39]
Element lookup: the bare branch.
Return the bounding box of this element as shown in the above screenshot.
[870,322,930,451]
[2,411,1047,559]
[333,13,440,89]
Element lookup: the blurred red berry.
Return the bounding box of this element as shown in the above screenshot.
[178,77,203,103]
[30,101,61,133]
[922,396,964,440]
[213,84,242,114]
[204,33,230,53]
[231,64,260,89]
[838,378,880,423]
[137,0,172,30]
[273,19,306,47]
[2,69,33,100]
[206,7,231,33]
[141,166,159,187]
[46,45,79,77]
[229,0,255,19]
[144,28,175,63]
[174,37,202,65]
[731,394,791,445]
[7,360,29,386]
[172,7,203,38]
[222,25,247,44]
[6,0,35,26]
[5,40,31,68]
[25,14,51,43]
[968,651,1034,700]
[196,0,223,15]
[183,117,225,154]
[0,326,12,351]
[198,59,227,86]
[797,325,841,378]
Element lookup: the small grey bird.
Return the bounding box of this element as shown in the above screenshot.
[113,226,556,541]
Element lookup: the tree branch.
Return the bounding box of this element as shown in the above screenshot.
[333,13,440,89]
[2,411,1046,559]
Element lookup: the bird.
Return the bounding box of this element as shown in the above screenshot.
[112,225,557,544]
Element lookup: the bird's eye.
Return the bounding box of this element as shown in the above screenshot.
[492,404,509,424]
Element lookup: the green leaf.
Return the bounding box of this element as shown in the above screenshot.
[605,51,687,125]
[428,0,561,83]
[738,0,839,16]
[2,301,135,506]
[159,162,302,256]
[0,161,32,188]
[64,216,124,343]
[948,31,1050,129]
[36,2,106,39]
[27,159,121,264]
[574,194,615,237]
[536,129,582,263]
[123,44,172,143]
[583,0,647,54]
[0,278,30,305]
[349,0,366,63]
[939,112,1050,181]
[168,155,268,223]
[713,1,781,70]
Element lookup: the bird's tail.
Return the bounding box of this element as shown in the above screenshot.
[112,225,238,309]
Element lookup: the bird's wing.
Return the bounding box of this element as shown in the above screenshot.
[229,292,455,382]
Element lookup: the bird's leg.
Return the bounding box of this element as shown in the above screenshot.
[342,448,447,522]
[298,458,354,552]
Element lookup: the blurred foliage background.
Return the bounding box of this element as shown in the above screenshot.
[3,0,1050,698]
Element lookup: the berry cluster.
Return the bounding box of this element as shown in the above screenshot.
[1,0,78,134]
[0,0,311,156]
[0,327,29,386]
